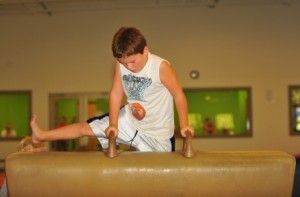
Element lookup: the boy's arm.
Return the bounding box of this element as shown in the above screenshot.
[106,62,124,137]
[160,61,194,137]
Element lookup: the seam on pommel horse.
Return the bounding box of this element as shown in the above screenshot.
[5,132,296,197]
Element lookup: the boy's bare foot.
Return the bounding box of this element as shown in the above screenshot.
[30,115,44,143]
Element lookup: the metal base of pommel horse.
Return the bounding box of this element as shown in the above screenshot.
[105,130,194,158]
[5,132,295,197]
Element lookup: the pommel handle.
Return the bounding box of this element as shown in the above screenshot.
[106,132,118,158]
[182,130,194,158]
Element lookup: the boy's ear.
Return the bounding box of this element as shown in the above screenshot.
[143,46,149,54]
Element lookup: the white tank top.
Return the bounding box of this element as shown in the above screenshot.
[120,53,174,139]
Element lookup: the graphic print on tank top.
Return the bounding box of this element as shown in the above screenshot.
[122,73,152,121]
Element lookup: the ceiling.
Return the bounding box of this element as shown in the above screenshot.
[0,0,298,16]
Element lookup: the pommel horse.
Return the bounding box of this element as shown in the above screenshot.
[5,131,295,197]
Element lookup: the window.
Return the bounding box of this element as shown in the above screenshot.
[175,87,252,137]
[289,86,300,135]
[49,92,109,151]
[0,91,31,140]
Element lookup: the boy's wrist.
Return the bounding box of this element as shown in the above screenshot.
[109,124,117,128]
[108,119,118,127]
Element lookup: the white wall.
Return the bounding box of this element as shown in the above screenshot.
[1,4,300,158]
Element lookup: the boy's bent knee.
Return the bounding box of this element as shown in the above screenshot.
[79,122,94,137]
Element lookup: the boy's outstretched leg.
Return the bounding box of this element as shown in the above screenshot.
[30,115,95,144]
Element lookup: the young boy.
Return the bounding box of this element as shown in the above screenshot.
[31,27,194,152]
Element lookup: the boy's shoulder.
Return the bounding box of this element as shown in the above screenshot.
[150,53,162,59]
[150,53,169,65]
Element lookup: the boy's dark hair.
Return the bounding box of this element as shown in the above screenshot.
[112,27,147,58]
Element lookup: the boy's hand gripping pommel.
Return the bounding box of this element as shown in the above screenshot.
[180,126,194,138]
[104,126,118,158]
[182,130,194,158]
[106,132,118,158]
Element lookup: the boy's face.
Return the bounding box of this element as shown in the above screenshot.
[117,47,148,73]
